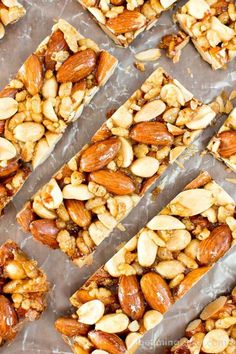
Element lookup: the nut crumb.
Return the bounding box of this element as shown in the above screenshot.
[134,61,145,72]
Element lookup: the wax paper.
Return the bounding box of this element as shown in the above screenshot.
[0,0,236,353]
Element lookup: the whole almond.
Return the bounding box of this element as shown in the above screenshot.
[72,80,87,94]
[16,202,36,232]
[175,267,210,300]
[96,51,117,86]
[90,170,135,195]
[118,275,145,320]
[30,219,59,249]
[0,295,18,341]
[65,199,92,227]
[80,137,121,172]
[197,225,232,266]
[218,131,236,158]
[184,171,212,190]
[88,330,126,354]
[57,49,97,83]
[130,122,174,146]
[45,29,69,70]
[0,159,19,178]
[106,10,146,34]
[19,54,43,96]
[0,87,18,98]
[55,317,90,337]
[140,272,174,314]
[91,124,111,143]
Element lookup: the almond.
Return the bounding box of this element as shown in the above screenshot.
[88,330,126,354]
[30,219,59,249]
[19,54,43,96]
[16,201,36,232]
[185,319,205,338]
[106,10,146,34]
[140,272,174,314]
[96,51,117,86]
[65,199,92,228]
[130,122,174,146]
[90,170,135,195]
[218,131,236,158]
[0,295,18,341]
[200,296,227,321]
[57,49,97,83]
[0,159,19,178]
[0,87,18,98]
[118,275,145,320]
[80,138,121,172]
[175,267,210,300]
[184,171,212,190]
[45,29,69,70]
[55,317,90,337]
[91,124,111,143]
[72,80,87,94]
[197,225,232,266]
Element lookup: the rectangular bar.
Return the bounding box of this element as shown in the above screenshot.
[0,19,117,215]
[17,67,216,267]
[0,0,25,39]
[207,107,236,172]
[176,0,236,70]
[0,240,48,346]
[55,172,236,354]
[77,0,177,47]
[168,286,236,353]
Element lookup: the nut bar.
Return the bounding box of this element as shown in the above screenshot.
[0,19,117,215]
[54,172,236,354]
[17,67,216,267]
[168,286,236,353]
[207,107,236,173]
[0,0,26,40]
[176,0,236,70]
[0,240,49,346]
[77,0,177,47]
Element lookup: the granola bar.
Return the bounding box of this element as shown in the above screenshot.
[0,240,49,346]
[0,0,25,39]
[169,286,236,353]
[54,172,236,354]
[17,67,216,267]
[0,19,117,215]
[176,0,236,70]
[77,0,177,47]
[207,107,236,172]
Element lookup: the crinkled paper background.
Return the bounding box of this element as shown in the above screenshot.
[0,0,236,352]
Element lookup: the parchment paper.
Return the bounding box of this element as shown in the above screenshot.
[0,0,236,353]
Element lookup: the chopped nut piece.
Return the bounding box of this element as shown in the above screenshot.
[176,0,236,69]
[207,107,236,173]
[0,19,117,216]
[159,31,190,63]
[135,48,161,62]
[0,0,25,40]
[0,240,48,347]
[134,61,146,72]
[17,67,216,267]
[55,172,236,354]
